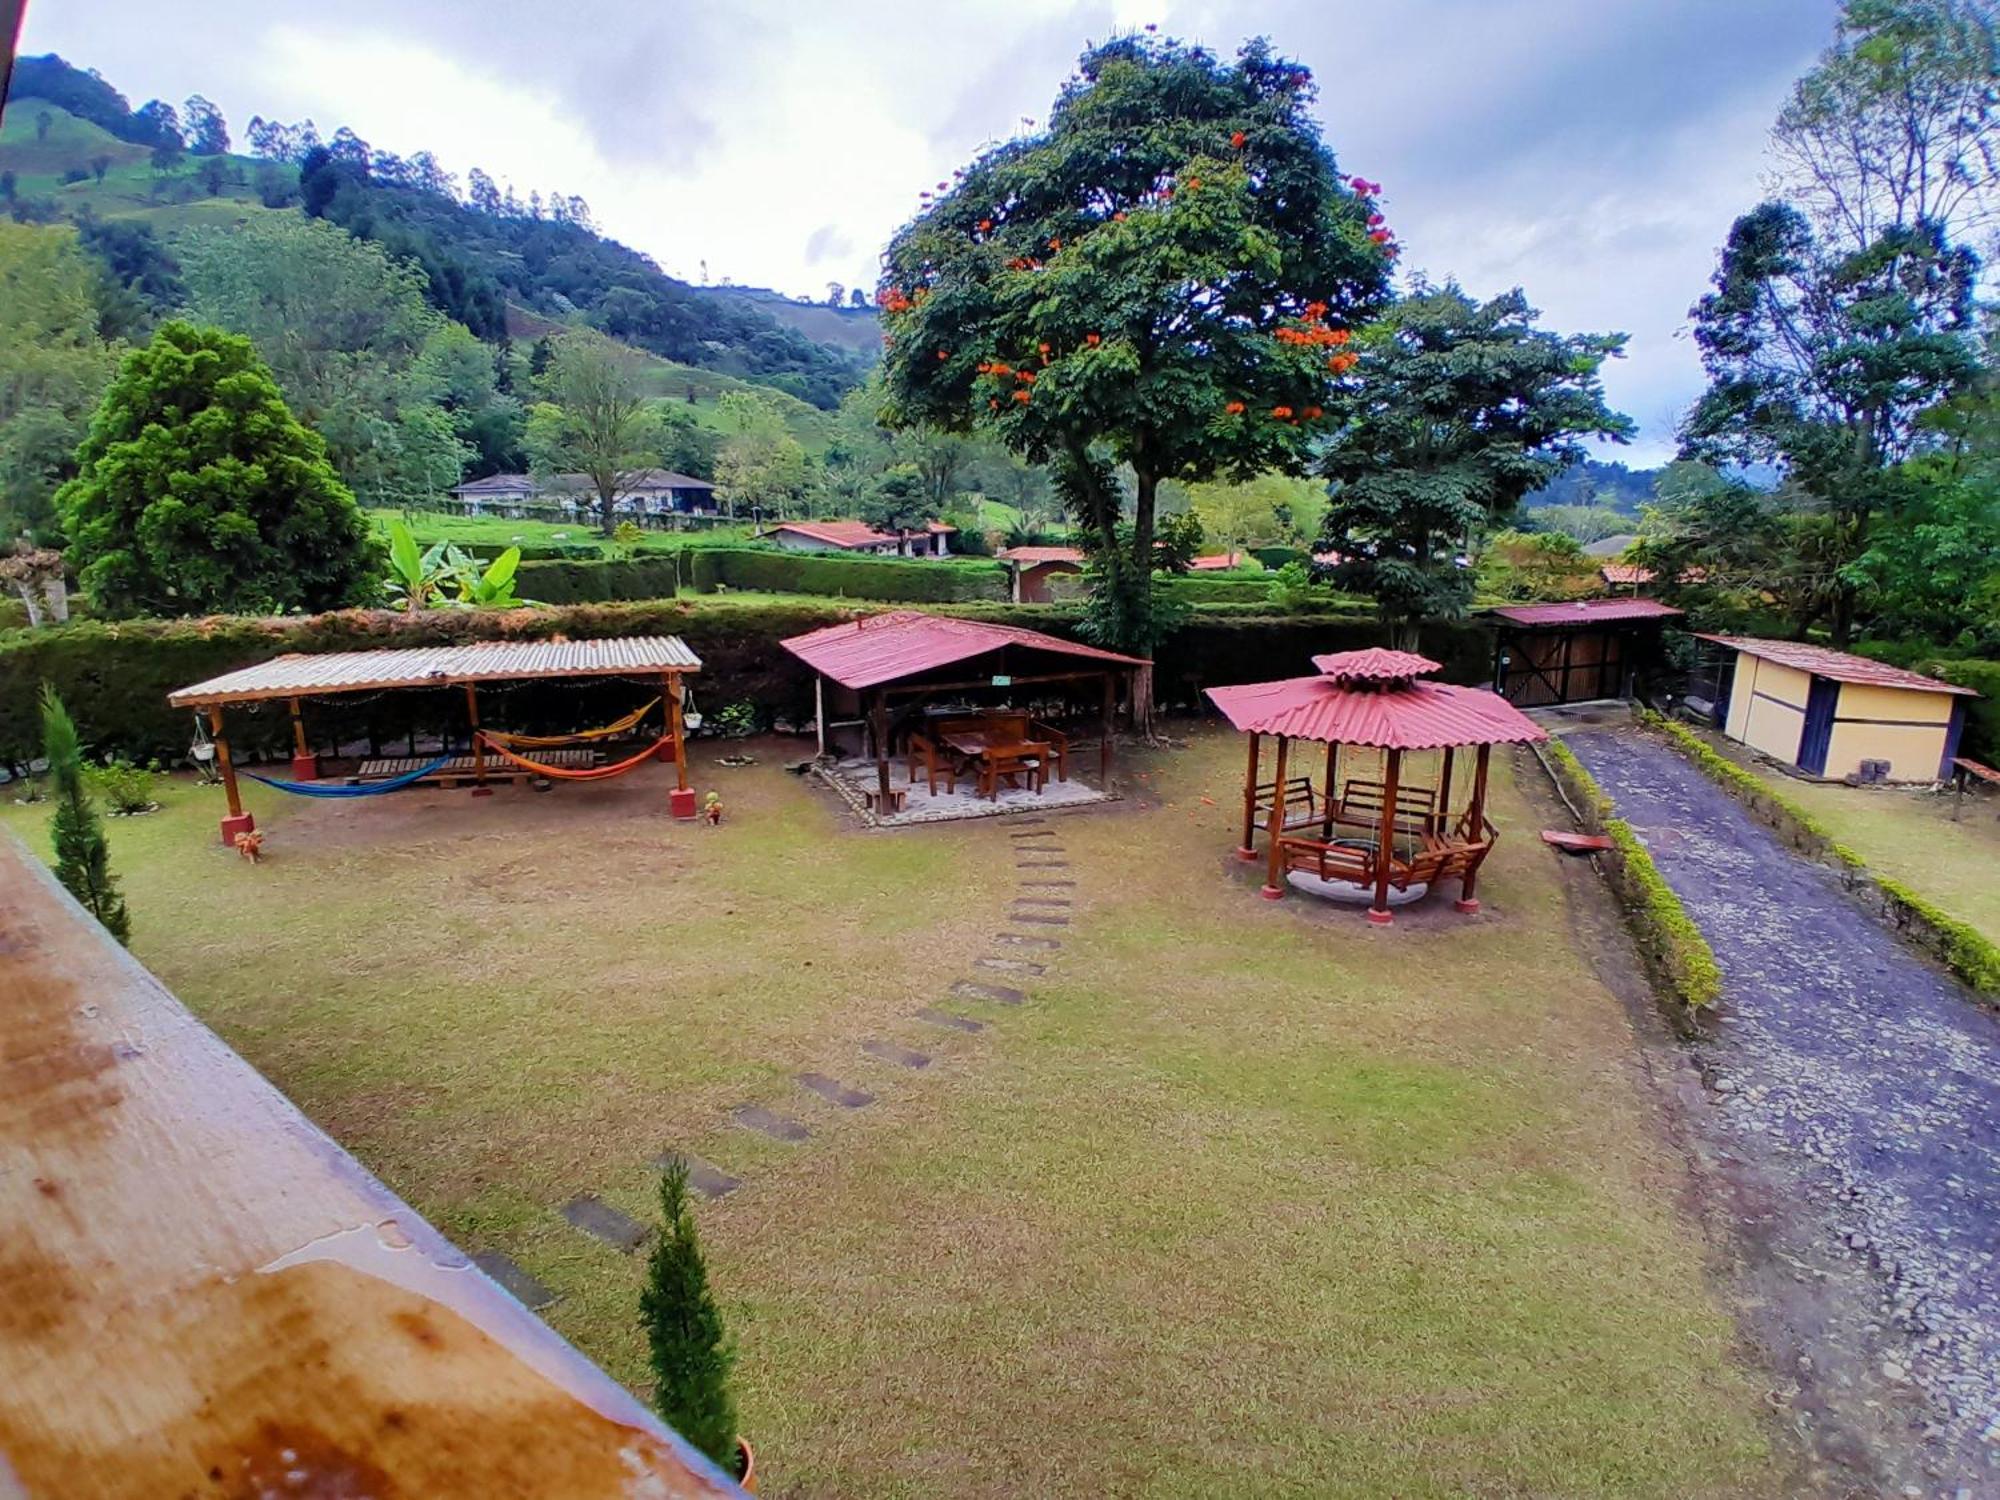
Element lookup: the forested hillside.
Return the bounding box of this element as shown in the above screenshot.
[1,55,867,409]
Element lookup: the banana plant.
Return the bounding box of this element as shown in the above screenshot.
[383,520,453,612]
[447,544,537,609]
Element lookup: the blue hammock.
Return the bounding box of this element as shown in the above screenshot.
[241,756,452,798]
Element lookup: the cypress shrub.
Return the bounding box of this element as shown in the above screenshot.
[640,1158,739,1474]
[40,685,130,944]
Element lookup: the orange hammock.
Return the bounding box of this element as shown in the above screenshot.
[481,697,660,749]
[476,730,674,781]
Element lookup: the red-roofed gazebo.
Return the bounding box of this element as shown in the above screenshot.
[1205,650,1547,923]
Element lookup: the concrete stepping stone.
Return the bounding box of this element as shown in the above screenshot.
[952,979,1026,1004]
[861,1039,931,1069]
[796,1073,874,1109]
[1015,860,1070,870]
[1017,878,1076,889]
[1013,899,1071,911]
[994,932,1061,949]
[976,956,1045,976]
[1009,829,1058,840]
[917,1006,984,1033]
[648,1151,741,1199]
[733,1103,814,1140]
[559,1194,648,1253]
[1006,818,1047,828]
[1009,911,1071,925]
[472,1250,557,1310]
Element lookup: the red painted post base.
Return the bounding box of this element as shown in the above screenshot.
[669,787,698,819]
[1259,883,1284,900]
[655,741,677,763]
[289,753,319,782]
[1235,846,1258,862]
[1454,898,1481,915]
[1365,907,1394,926]
[219,811,256,848]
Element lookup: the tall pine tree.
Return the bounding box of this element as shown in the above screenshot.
[41,686,130,945]
[639,1157,739,1474]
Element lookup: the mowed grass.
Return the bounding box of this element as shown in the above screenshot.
[1,727,1780,1497]
[1746,764,2000,943]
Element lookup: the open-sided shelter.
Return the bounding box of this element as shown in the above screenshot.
[168,636,702,844]
[1206,648,1547,923]
[1701,635,1976,783]
[1488,597,1682,706]
[780,611,1148,805]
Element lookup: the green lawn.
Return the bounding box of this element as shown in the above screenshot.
[1746,763,2000,943]
[1,728,1781,1496]
[367,508,757,552]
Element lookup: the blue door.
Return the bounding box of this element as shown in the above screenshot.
[1798,676,1839,774]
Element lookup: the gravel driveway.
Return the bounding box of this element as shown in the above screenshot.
[1565,729,2000,1495]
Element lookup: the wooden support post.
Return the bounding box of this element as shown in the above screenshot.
[667,674,695,818]
[871,689,892,805]
[1458,743,1491,914]
[814,675,826,758]
[464,684,493,796]
[1260,735,1290,899]
[1100,672,1116,783]
[1321,739,1338,840]
[1437,745,1455,835]
[209,707,254,848]
[1368,747,1401,925]
[1237,732,1261,861]
[287,697,318,782]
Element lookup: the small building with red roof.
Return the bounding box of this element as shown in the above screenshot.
[759,519,957,558]
[995,544,1085,602]
[1700,635,1977,783]
[1486,597,1683,707]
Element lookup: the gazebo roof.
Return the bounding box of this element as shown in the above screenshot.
[1310,647,1442,683]
[781,610,1146,690]
[1205,673,1548,750]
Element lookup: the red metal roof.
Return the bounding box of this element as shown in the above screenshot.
[1488,598,1683,627]
[781,610,1148,689]
[1599,562,1655,586]
[1310,647,1442,682]
[1189,552,1248,570]
[996,545,1085,565]
[1698,636,1979,696]
[1205,675,1548,750]
[765,520,904,549]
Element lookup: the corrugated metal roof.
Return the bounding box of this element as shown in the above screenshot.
[1205,675,1549,749]
[168,636,702,708]
[781,610,1147,690]
[1189,552,1248,570]
[1310,647,1441,682]
[1488,598,1683,627]
[1599,562,1655,586]
[764,519,952,548]
[996,546,1085,565]
[1698,635,1979,696]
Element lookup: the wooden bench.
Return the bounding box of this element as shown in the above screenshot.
[1334,778,1438,836]
[1253,776,1324,832]
[979,742,1049,800]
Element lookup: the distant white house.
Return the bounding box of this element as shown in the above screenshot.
[447,470,718,517]
[758,520,956,558]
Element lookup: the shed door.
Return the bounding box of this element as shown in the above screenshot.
[1798,676,1839,774]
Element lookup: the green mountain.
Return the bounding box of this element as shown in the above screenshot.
[0,55,869,410]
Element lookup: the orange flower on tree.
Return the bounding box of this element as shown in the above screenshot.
[1224,400,1246,415]
[1230,130,1246,148]
[1271,405,1294,419]
[1012,388,1032,403]
[1086,333,1101,346]
[978,219,994,231]
[1302,405,1323,420]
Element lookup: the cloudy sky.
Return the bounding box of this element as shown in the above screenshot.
[22,1,1838,462]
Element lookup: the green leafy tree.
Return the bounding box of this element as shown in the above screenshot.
[713,390,814,520]
[640,1158,739,1475]
[523,329,659,535]
[1315,283,1632,647]
[858,463,934,536]
[40,686,130,944]
[1182,472,1324,556]
[878,33,1391,651]
[1682,202,1981,642]
[57,321,378,617]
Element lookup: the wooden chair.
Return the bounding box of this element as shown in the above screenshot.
[1335,779,1438,837]
[906,731,956,795]
[1027,719,1069,781]
[1278,834,1376,886]
[980,742,1048,800]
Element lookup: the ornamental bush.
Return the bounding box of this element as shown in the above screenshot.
[640,1158,738,1473]
[40,685,130,944]
[56,321,379,618]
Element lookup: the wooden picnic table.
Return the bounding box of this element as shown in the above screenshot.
[938,729,1046,799]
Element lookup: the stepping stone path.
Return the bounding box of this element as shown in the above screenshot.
[560,1194,648,1252]
[733,1103,813,1141]
[952,979,1026,1005]
[796,1073,874,1109]
[1015,857,1070,867]
[862,1039,931,1069]
[1009,911,1070,925]
[1010,830,1058,841]
[994,931,1061,949]
[976,956,1045,975]
[649,1151,741,1199]
[916,1006,984,1033]
[472,1250,556,1310]
[1017,878,1076,889]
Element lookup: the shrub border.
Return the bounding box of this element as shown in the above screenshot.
[1539,736,1724,1014]
[1639,709,2000,1004]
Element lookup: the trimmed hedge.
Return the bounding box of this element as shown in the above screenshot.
[1542,737,1725,1013]
[1641,709,2000,1001]
[518,556,684,604]
[685,547,1008,603]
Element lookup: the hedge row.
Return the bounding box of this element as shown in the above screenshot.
[1932,659,2000,765]
[1542,736,1725,1013]
[1642,710,2000,1002]
[511,548,1012,605]
[0,601,1493,769]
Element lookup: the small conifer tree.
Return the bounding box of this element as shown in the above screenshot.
[40,686,130,944]
[640,1157,739,1473]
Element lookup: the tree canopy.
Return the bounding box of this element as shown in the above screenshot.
[57,321,377,617]
[523,329,659,535]
[877,33,1391,649]
[1314,284,1632,645]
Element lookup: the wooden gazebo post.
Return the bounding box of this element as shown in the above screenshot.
[667,671,694,818]
[1320,739,1340,840]
[1436,745,1455,835]
[871,689,892,806]
[463,684,492,796]
[1367,747,1403,926]
[287,697,317,781]
[1456,743,1491,914]
[1100,672,1116,782]
[1236,732,1262,861]
[1259,735,1291,899]
[208,707,253,849]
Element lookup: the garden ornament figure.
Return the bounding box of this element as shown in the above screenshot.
[234,829,265,863]
[703,792,723,827]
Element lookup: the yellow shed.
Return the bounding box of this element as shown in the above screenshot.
[1703,635,1977,783]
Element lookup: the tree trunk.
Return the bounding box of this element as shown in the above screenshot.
[13,582,43,630]
[599,482,617,538]
[1130,467,1157,579]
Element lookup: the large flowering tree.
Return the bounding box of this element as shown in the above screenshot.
[876,34,1392,650]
